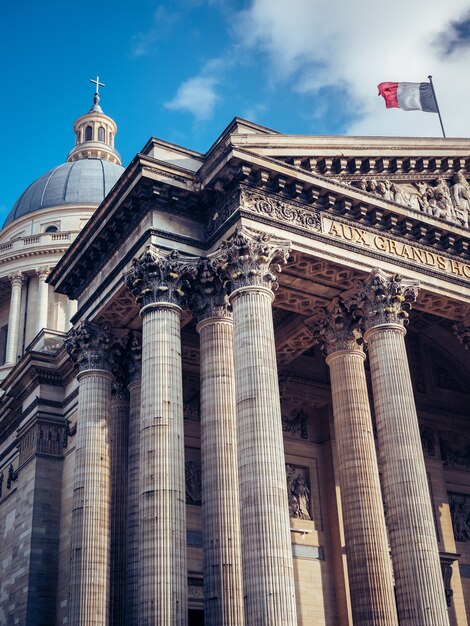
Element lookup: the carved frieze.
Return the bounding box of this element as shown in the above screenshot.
[240,187,321,233]
[282,409,309,440]
[454,323,470,350]
[123,246,198,309]
[286,464,312,521]
[211,226,291,293]
[352,174,470,228]
[448,492,470,542]
[439,432,470,469]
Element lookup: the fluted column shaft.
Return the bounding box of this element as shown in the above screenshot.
[6,273,23,364]
[110,392,129,626]
[326,347,398,626]
[125,378,141,626]
[197,315,244,626]
[366,323,449,626]
[231,285,297,626]
[139,302,187,626]
[36,268,50,334]
[69,369,112,626]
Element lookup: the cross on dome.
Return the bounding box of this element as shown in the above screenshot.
[89,75,105,95]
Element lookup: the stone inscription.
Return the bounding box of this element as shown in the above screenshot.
[323,217,470,278]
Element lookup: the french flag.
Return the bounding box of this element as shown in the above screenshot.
[378,82,438,113]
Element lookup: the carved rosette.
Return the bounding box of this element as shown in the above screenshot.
[453,323,470,350]
[64,321,113,372]
[347,268,419,332]
[308,302,363,356]
[211,226,291,294]
[192,260,231,322]
[123,246,198,309]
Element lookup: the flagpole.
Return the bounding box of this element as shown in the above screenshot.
[428,75,446,138]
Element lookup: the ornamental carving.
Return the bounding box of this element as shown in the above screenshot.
[64,321,113,372]
[346,268,419,331]
[211,226,291,293]
[8,272,24,288]
[453,323,470,350]
[439,432,470,469]
[183,389,200,421]
[123,246,198,308]
[185,459,202,506]
[191,260,231,322]
[353,174,470,228]
[282,409,309,440]
[286,464,312,520]
[448,492,470,542]
[307,301,363,356]
[128,331,142,384]
[420,426,436,457]
[240,188,321,233]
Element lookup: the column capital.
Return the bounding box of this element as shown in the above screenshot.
[211,226,291,295]
[307,301,364,359]
[64,320,113,373]
[192,260,232,327]
[128,331,142,385]
[346,268,419,333]
[123,245,198,311]
[36,266,52,280]
[8,271,24,287]
[453,322,470,349]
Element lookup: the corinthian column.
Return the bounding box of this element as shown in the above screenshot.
[352,269,449,626]
[36,266,51,334]
[64,321,113,626]
[213,227,297,626]
[110,341,130,626]
[192,262,244,626]
[125,333,142,626]
[124,247,197,626]
[6,272,24,364]
[310,303,398,626]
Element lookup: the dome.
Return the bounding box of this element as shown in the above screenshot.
[4,158,124,227]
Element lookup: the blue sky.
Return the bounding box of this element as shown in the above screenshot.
[2,0,470,222]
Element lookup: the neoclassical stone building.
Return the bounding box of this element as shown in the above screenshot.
[1,94,470,626]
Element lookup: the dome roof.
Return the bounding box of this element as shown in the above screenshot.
[4,158,124,227]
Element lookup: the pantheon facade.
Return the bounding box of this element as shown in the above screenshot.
[0,96,470,626]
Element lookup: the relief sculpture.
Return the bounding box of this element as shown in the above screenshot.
[354,175,470,228]
[439,432,470,469]
[448,493,470,542]
[286,464,312,520]
[185,460,202,506]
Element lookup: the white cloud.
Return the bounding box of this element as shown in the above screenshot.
[164,76,219,120]
[234,0,470,137]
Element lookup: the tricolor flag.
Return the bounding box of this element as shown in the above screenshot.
[378,82,438,113]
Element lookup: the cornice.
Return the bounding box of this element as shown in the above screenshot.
[50,138,470,303]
